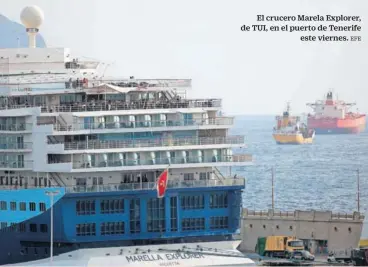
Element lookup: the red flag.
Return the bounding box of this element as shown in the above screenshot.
[157,169,169,198]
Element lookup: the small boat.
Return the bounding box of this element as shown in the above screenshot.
[273,103,315,145]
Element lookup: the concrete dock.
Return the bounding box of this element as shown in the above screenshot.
[239,208,365,256]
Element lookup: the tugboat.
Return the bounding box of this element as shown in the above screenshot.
[273,103,315,145]
[307,91,366,134]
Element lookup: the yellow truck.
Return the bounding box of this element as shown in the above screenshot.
[255,236,305,258]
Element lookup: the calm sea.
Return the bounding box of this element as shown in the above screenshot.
[230,115,368,237]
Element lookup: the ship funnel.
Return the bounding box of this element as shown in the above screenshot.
[326,91,333,100]
[20,6,44,48]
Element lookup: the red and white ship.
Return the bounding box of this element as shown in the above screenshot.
[306,91,366,134]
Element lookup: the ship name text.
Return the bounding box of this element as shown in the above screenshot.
[126,253,205,263]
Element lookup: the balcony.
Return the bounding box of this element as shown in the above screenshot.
[65,178,245,194]
[71,154,253,170]
[52,117,234,132]
[0,99,221,112]
[0,160,32,170]
[0,143,32,150]
[62,136,245,151]
[0,123,33,132]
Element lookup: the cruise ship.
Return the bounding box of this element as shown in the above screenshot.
[0,6,254,266]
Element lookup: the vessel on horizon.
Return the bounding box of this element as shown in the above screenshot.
[306,91,366,134]
[0,6,254,266]
[273,103,315,145]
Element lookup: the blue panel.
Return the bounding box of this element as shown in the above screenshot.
[0,185,243,265]
[0,187,65,224]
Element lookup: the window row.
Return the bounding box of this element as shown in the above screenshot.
[76,222,125,236]
[0,222,48,233]
[181,218,205,231]
[0,201,46,212]
[210,216,229,229]
[76,199,124,215]
[210,193,228,209]
[75,193,228,218]
[101,222,125,235]
[101,199,124,214]
[180,195,204,210]
[0,176,51,188]
[76,200,95,215]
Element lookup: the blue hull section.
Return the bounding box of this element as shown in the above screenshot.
[0,184,243,265]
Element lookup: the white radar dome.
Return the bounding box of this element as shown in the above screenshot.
[20,5,44,29]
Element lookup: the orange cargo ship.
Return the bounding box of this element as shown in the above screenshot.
[307,91,366,134]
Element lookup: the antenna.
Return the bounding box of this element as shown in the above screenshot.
[20,6,44,48]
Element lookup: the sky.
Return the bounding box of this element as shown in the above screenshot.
[0,0,367,115]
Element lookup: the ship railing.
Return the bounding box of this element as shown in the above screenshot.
[0,123,33,131]
[71,154,253,169]
[0,98,221,112]
[61,136,245,150]
[0,161,32,169]
[65,178,245,194]
[0,142,32,150]
[244,209,365,220]
[51,117,234,132]
[245,210,295,217]
[2,78,191,88]
[102,78,192,88]
[331,213,355,220]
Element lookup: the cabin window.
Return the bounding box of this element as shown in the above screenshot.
[199,172,210,180]
[170,197,178,232]
[129,199,141,234]
[76,223,96,236]
[76,200,96,215]
[183,173,194,181]
[20,202,26,211]
[18,223,26,232]
[181,218,205,231]
[210,216,228,229]
[10,202,16,211]
[180,195,204,210]
[0,201,7,210]
[147,198,165,233]
[29,224,37,232]
[0,222,7,231]
[10,223,16,232]
[100,199,124,214]
[39,203,46,212]
[29,202,36,211]
[100,222,124,235]
[40,224,48,233]
[210,193,228,209]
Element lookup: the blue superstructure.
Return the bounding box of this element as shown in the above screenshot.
[0,5,252,265]
[0,181,245,264]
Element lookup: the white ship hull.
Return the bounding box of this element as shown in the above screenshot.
[6,241,255,267]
